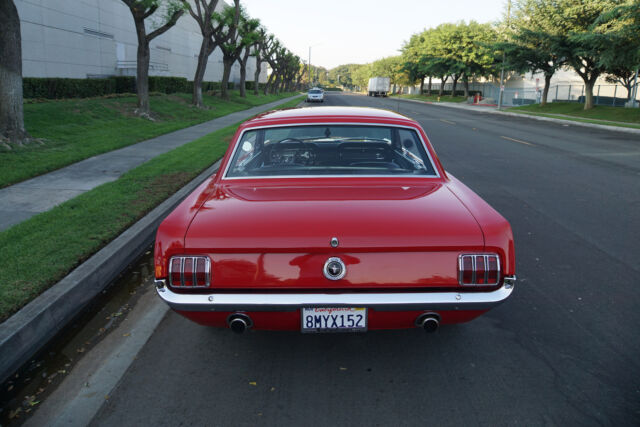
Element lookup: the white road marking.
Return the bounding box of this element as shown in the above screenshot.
[501,136,534,146]
[440,119,456,125]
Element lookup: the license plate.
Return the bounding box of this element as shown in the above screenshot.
[301,307,367,333]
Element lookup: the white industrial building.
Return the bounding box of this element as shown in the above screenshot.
[15,0,268,84]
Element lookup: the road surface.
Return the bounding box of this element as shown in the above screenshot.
[90,92,640,426]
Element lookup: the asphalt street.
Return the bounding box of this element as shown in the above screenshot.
[92,93,640,426]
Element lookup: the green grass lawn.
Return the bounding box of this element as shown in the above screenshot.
[507,102,640,128]
[391,94,468,103]
[0,95,303,321]
[0,91,298,188]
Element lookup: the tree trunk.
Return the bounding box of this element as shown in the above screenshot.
[0,0,28,144]
[239,63,247,98]
[541,73,552,106]
[193,37,213,107]
[133,18,151,115]
[451,75,459,97]
[584,79,595,110]
[264,71,275,95]
[463,77,469,98]
[253,54,261,96]
[419,76,424,95]
[427,77,432,96]
[238,48,250,98]
[274,74,282,94]
[438,76,448,96]
[220,57,233,100]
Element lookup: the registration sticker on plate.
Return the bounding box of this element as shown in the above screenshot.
[301,307,367,333]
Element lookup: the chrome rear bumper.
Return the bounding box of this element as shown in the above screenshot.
[155,277,515,312]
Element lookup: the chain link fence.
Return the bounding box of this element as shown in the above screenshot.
[425,81,638,107]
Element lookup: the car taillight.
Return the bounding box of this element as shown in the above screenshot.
[168,256,211,288]
[458,254,500,286]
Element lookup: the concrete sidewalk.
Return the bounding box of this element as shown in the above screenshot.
[397,98,640,135]
[0,95,300,231]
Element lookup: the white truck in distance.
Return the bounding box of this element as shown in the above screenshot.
[367,77,390,97]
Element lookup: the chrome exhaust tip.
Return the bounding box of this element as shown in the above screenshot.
[416,313,440,333]
[227,314,252,334]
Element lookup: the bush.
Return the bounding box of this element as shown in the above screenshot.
[149,76,189,94]
[23,78,115,99]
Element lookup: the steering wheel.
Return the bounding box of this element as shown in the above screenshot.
[268,138,317,166]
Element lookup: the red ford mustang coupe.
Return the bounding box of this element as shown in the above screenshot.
[154,106,516,334]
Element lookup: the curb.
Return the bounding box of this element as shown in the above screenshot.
[395,97,640,135]
[0,160,221,384]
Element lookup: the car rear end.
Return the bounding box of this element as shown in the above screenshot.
[154,109,515,334]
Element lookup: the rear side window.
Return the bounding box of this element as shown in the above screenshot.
[225,125,437,178]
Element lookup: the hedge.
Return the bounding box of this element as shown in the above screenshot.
[23,77,239,99]
[244,82,267,91]
[23,78,117,99]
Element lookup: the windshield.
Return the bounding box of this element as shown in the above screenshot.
[225,125,437,178]
[309,89,322,94]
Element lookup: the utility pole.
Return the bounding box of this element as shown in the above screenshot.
[308,46,311,88]
[498,0,512,110]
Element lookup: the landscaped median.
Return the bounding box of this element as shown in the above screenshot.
[1,91,298,188]
[0,95,303,322]
[506,102,640,130]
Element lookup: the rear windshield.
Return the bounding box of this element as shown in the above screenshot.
[225,125,437,178]
[309,89,322,94]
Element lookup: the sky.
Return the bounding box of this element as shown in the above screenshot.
[240,0,508,70]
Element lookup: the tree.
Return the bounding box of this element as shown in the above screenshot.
[495,0,566,106]
[121,0,184,117]
[605,68,638,100]
[370,56,408,93]
[454,22,498,97]
[548,0,623,109]
[0,0,28,144]
[500,0,567,105]
[252,27,268,95]
[402,33,430,94]
[591,2,640,100]
[217,0,241,100]
[262,37,281,94]
[236,16,261,98]
[180,0,221,107]
[352,64,372,90]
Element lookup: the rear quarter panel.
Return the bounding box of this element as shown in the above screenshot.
[445,175,516,276]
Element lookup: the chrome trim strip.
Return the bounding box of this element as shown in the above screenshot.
[221,122,441,180]
[155,282,514,312]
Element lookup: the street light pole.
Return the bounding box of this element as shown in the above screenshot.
[498,0,511,110]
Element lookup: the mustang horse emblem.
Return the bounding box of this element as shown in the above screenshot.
[324,257,346,281]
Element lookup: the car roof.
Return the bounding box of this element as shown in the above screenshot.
[245,106,417,125]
